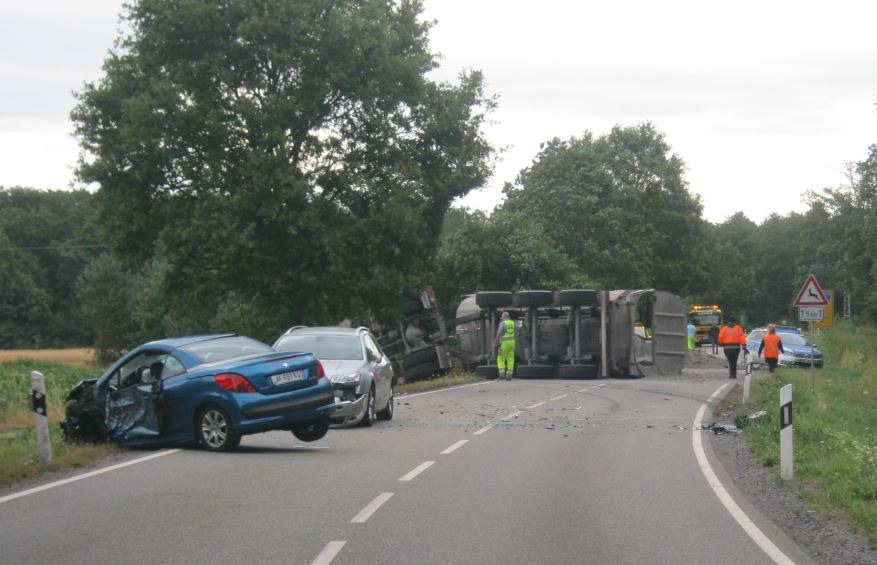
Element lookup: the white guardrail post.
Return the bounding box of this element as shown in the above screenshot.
[743,361,753,403]
[31,370,52,463]
[780,384,793,480]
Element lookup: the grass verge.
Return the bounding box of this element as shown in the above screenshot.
[396,370,485,395]
[733,320,877,547]
[0,359,116,488]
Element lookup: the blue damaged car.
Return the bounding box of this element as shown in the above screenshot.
[61,334,336,451]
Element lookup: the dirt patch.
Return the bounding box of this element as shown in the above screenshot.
[0,349,98,368]
[706,364,876,563]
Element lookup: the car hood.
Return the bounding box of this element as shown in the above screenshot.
[784,344,822,356]
[320,359,366,375]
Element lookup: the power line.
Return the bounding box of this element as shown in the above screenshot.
[0,244,109,251]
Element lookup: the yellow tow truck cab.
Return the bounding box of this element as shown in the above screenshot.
[688,304,723,346]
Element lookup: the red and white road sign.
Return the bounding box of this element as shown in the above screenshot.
[793,274,828,307]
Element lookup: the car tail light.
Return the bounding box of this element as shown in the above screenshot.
[315,360,325,380]
[215,373,256,393]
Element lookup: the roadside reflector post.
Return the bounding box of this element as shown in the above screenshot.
[743,365,752,403]
[779,384,793,480]
[31,371,52,464]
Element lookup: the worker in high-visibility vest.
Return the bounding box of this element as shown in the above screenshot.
[492,311,515,381]
[718,316,747,378]
[758,324,785,373]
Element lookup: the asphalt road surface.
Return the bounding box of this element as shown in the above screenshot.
[0,369,816,564]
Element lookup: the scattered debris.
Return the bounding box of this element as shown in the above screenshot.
[704,422,740,434]
[748,410,768,422]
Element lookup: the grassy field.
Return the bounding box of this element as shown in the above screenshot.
[0,356,115,486]
[735,320,877,547]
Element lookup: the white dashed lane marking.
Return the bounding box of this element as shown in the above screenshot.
[550,394,567,401]
[399,461,435,482]
[351,493,394,523]
[311,541,346,565]
[441,440,468,455]
[473,424,494,435]
[526,401,546,409]
[501,410,523,421]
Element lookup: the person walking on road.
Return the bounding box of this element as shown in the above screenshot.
[758,324,785,373]
[687,321,697,351]
[493,311,516,381]
[718,317,747,378]
[708,323,720,354]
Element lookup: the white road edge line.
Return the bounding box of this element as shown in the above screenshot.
[527,401,546,409]
[399,461,435,481]
[311,541,346,565]
[473,424,494,435]
[399,380,494,399]
[550,394,567,401]
[441,440,469,455]
[0,449,181,506]
[693,384,794,565]
[501,410,523,421]
[351,492,394,523]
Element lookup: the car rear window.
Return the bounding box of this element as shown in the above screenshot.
[181,336,273,364]
[274,334,363,360]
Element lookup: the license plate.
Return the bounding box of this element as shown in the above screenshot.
[271,370,306,385]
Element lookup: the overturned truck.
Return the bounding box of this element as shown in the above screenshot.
[455,289,687,378]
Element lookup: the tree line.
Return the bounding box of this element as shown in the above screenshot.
[2,0,875,357]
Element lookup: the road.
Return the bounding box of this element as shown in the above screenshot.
[0,369,815,564]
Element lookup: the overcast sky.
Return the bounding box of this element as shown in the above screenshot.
[1,1,875,224]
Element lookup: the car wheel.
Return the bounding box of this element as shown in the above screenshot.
[359,387,376,427]
[291,416,330,442]
[377,383,394,421]
[197,405,240,452]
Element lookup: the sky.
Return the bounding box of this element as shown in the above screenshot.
[1,1,875,224]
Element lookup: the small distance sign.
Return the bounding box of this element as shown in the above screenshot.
[798,307,824,322]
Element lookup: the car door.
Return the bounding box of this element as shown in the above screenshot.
[104,350,165,441]
[364,334,393,405]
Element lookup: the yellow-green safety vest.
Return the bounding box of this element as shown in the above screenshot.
[500,319,515,341]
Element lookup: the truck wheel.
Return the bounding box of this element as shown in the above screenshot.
[555,289,599,306]
[476,291,514,308]
[475,365,499,379]
[557,364,599,379]
[404,360,440,381]
[514,290,554,307]
[402,347,438,368]
[515,365,556,378]
[402,299,425,317]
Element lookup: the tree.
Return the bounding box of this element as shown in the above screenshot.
[432,208,585,317]
[0,187,101,346]
[0,228,51,348]
[75,254,140,363]
[72,0,494,333]
[501,123,705,292]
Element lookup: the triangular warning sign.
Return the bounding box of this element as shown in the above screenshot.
[793,274,828,306]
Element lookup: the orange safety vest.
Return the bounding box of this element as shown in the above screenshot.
[760,333,782,358]
[718,324,745,347]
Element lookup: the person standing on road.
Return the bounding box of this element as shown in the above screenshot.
[493,311,516,381]
[718,317,747,378]
[708,323,720,354]
[758,324,785,373]
[687,321,697,351]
